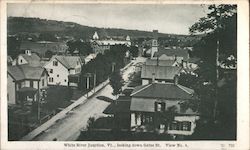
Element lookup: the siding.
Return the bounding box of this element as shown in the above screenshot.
[7,74,16,104]
[45,58,69,86]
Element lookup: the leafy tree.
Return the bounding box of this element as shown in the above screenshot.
[7,36,21,59]
[67,40,93,56]
[110,71,124,97]
[129,46,139,57]
[187,4,237,139]
[45,50,54,58]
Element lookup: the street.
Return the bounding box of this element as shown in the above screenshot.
[33,57,146,141]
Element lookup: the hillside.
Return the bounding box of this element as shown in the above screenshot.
[8,17,201,44]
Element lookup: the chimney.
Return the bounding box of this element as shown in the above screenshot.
[25,49,31,56]
[174,75,179,85]
[152,73,156,83]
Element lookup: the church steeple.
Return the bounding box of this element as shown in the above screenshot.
[151,30,158,58]
[93,31,99,40]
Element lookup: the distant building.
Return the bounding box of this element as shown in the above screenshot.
[130,82,199,136]
[90,31,131,54]
[7,65,48,105]
[44,55,84,87]
[141,61,182,85]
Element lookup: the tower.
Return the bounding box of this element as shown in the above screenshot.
[151,30,158,58]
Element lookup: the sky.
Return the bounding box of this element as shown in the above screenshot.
[7,3,208,35]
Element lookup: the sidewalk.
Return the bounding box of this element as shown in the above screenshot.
[20,61,134,141]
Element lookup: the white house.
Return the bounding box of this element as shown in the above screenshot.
[130,82,199,136]
[44,55,84,87]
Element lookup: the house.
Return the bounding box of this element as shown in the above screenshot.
[103,96,131,129]
[7,65,48,105]
[130,82,199,136]
[12,50,42,67]
[141,63,182,85]
[44,55,84,87]
[7,56,13,66]
[153,47,190,64]
[84,53,97,64]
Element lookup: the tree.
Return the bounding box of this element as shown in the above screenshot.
[129,46,139,57]
[66,40,93,56]
[7,36,21,59]
[188,4,237,139]
[110,71,124,97]
[45,50,54,58]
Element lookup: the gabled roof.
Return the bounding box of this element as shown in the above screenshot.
[8,65,46,81]
[103,96,131,114]
[51,55,82,69]
[154,48,189,61]
[19,53,41,67]
[145,58,176,66]
[141,65,182,80]
[131,83,195,100]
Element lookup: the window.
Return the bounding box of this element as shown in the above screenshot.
[77,61,79,65]
[42,79,44,86]
[169,121,191,131]
[53,61,58,66]
[30,81,33,88]
[49,77,54,82]
[50,69,53,73]
[65,79,67,82]
[20,59,23,63]
[57,74,59,77]
[182,121,191,131]
[154,101,166,112]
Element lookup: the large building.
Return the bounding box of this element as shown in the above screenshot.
[90,31,131,54]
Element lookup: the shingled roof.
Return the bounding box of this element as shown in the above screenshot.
[19,53,41,67]
[154,48,189,61]
[141,65,182,80]
[145,58,176,67]
[8,65,46,81]
[51,55,83,69]
[131,82,195,100]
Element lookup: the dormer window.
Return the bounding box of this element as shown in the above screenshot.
[53,61,58,66]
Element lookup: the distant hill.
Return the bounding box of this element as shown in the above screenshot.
[7,17,201,45]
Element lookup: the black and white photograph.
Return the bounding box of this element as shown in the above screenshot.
[0,0,249,149]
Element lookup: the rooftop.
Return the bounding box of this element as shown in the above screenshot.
[8,65,46,81]
[131,82,195,100]
[141,65,182,80]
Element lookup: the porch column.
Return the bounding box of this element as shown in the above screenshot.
[131,113,136,127]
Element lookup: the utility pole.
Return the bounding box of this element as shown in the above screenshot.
[85,73,91,98]
[213,6,222,120]
[93,71,96,93]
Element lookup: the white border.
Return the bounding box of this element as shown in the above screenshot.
[1,0,249,150]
